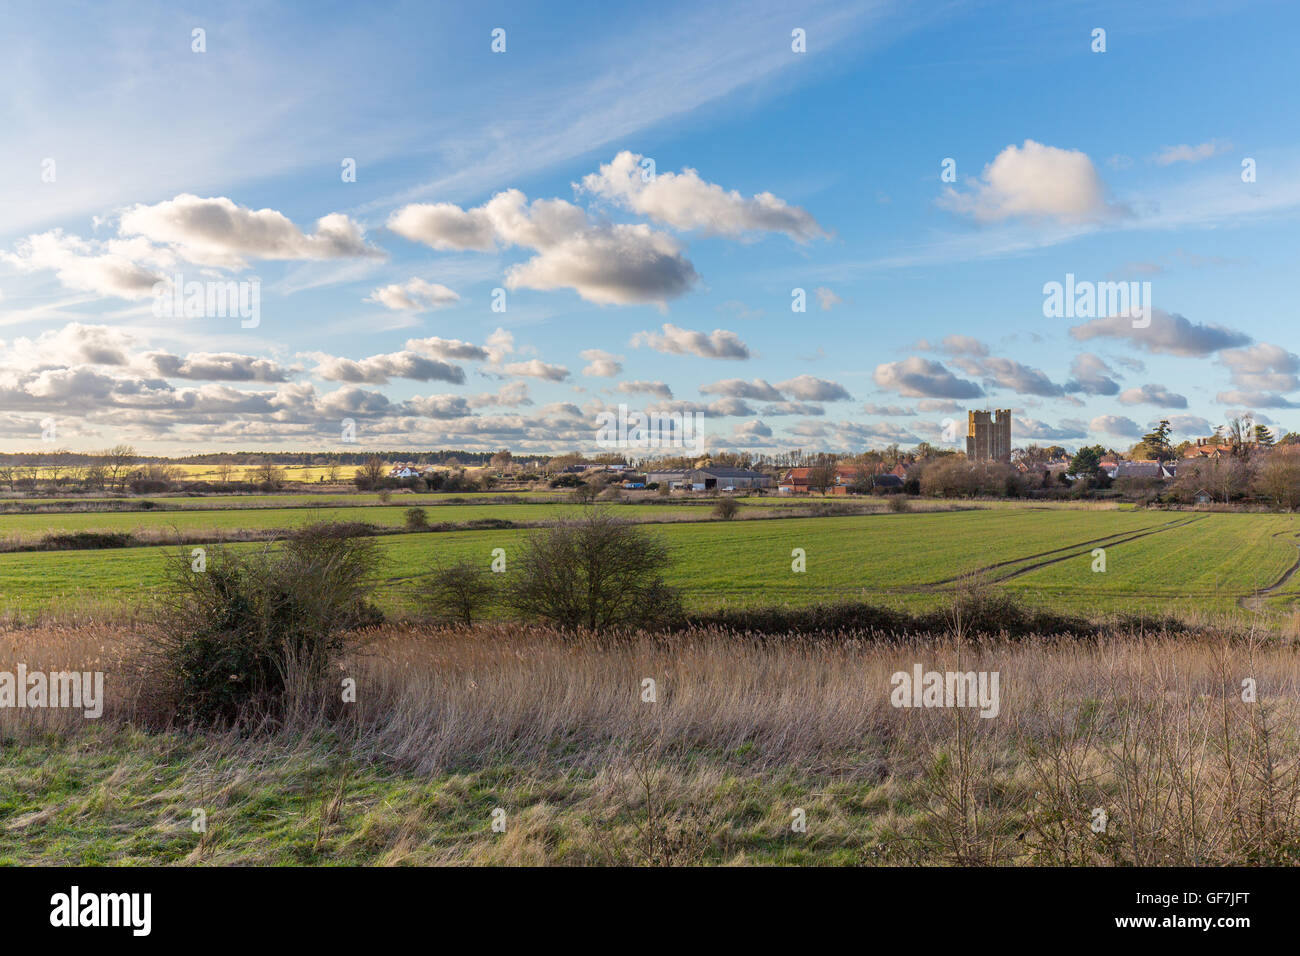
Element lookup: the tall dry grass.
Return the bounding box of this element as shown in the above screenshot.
[3,621,1299,864]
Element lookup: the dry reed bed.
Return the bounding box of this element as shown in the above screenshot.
[5,623,1300,863]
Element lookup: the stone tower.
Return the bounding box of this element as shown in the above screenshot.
[966,409,1012,463]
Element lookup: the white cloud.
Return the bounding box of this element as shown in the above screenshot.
[1067,353,1121,396]
[939,140,1124,224]
[389,188,698,307]
[1117,384,1188,408]
[699,378,783,401]
[815,287,843,310]
[579,151,826,241]
[580,349,623,377]
[310,351,465,385]
[774,374,851,401]
[1090,414,1144,438]
[1,231,167,299]
[405,336,491,362]
[119,194,382,268]
[367,278,460,311]
[631,323,749,359]
[1153,140,1232,166]
[617,380,673,398]
[1070,309,1251,357]
[873,357,984,399]
[145,351,293,383]
[501,359,570,382]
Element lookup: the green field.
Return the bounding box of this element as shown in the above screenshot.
[2,505,1296,620]
[0,501,717,538]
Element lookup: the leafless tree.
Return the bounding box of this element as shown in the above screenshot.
[505,510,682,629]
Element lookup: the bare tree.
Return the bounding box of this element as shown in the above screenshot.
[104,444,136,491]
[354,455,387,489]
[415,560,494,625]
[506,510,682,629]
[1256,447,1300,510]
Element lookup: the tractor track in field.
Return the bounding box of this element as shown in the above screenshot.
[1238,529,1300,614]
[885,515,1206,594]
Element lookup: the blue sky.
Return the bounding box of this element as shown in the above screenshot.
[2,0,1298,455]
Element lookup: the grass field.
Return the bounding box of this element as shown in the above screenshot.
[2,505,1296,621]
[5,625,1299,865]
[0,501,715,538]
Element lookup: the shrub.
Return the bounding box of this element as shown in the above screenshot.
[40,530,134,550]
[152,523,383,723]
[887,495,911,513]
[404,507,429,530]
[713,498,740,520]
[415,559,494,625]
[506,510,682,629]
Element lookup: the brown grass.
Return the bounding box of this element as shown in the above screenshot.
[3,621,1300,864]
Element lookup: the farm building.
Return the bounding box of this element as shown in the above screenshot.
[778,465,904,494]
[1108,460,1176,480]
[647,466,771,491]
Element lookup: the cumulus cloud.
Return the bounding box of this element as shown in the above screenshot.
[579,349,623,377]
[310,350,465,385]
[917,399,962,413]
[647,398,755,418]
[1070,309,1251,356]
[1014,417,1089,440]
[815,287,843,310]
[1,231,167,299]
[873,357,984,399]
[389,188,698,307]
[1219,343,1300,393]
[1153,140,1232,166]
[1090,414,1144,438]
[919,334,990,358]
[386,202,497,251]
[1166,415,1213,435]
[579,151,826,241]
[835,421,923,445]
[631,323,750,360]
[862,403,916,416]
[146,351,293,383]
[618,380,673,398]
[732,420,773,439]
[761,401,825,416]
[1066,353,1121,396]
[119,194,382,268]
[700,378,783,401]
[938,140,1125,224]
[508,224,698,307]
[467,382,532,408]
[366,278,460,311]
[405,336,491,362]
[501,359,571,382]
[1215,390,1300,409]
[962,356,1064,397]
[774,374,851,401]
[1,323,135,369]
[1117,383,1188,408]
